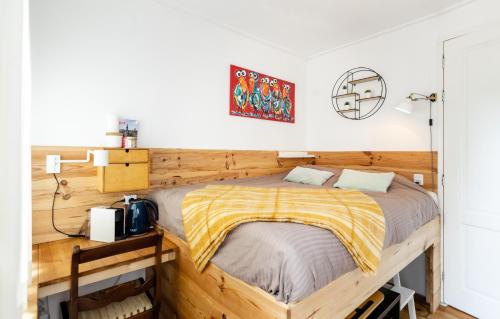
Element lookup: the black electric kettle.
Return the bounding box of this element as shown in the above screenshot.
[125,199,158,236]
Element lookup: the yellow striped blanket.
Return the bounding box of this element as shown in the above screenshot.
[181,185,385,273]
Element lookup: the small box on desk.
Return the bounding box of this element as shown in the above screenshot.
[90,207,125,243]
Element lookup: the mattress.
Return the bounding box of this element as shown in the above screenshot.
[149,167,439,303]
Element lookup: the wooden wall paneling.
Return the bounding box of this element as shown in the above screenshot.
[312,151,436,169]
[148,148,314,188]
[32,147,437,244]
[312,151,438,191]
[312,151,437,170]
[150,149,230,172]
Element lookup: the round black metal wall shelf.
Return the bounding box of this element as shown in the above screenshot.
[331,67,387,120]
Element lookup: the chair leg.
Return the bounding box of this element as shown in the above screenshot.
[407,297,417,319]
[393,273,401,287]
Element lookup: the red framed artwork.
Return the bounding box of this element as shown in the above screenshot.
[229,64,295,123]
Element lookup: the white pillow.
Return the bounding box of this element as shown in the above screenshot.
[334,169,395,193]
[284,167,334,186]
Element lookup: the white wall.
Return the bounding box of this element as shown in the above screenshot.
[30,0,307,150]
[0,0,31,317]
[305,0,500,151]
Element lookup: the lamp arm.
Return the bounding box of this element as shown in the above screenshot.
[59,150,92,164]
[408,92,437,102]
[408,93,429,101]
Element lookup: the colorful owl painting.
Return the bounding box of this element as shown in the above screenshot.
[248,71,261,113]
[229,65,294,123]
[260,77,272,116]
[270,78,282,119]
[233,69,248,113]
[281,84,292,120]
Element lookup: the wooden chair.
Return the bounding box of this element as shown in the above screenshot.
[61,230,164,319]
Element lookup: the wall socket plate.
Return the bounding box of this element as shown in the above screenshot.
[413,173,424,186]
[46,155,61,174]
[123,194,138,205]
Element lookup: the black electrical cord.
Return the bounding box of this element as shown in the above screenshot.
[108,199,125,208]
[51,173,85,238]
[429,100,435,191]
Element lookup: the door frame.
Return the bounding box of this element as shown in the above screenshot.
[438,20,500,306]
[438,31,464,306]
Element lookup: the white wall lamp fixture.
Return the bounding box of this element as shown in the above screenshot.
[46,150,109,174]
[395,92,437,189]
[395,92,437,114]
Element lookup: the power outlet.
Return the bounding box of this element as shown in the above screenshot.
[123,194,138,205]
[46,155,61,173]
[413,173,424,186]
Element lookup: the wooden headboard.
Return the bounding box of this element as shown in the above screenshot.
[32,146,437,244]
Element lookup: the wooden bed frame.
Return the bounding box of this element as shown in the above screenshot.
[30,147,439,318]
[159,217,440,319]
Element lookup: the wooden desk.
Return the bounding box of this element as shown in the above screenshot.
[33,236,176,298]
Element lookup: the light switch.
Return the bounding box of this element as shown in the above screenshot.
[413,173,424,186]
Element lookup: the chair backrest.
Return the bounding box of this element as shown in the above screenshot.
[69,229,164,319]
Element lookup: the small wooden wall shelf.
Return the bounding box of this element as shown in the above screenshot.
[338,109,357,113]
[348,75,381,85]
[97,148,150,193]
[359,96,385,102]
[278,151,316,158]
[331,95,385,103]
[332,93,359,99]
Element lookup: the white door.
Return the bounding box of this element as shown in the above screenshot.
[444,25,500,319]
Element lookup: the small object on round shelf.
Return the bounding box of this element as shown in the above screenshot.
[331,67,387,120]
[342,101,351,111]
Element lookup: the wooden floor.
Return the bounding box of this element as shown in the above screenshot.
[401,296,476,319]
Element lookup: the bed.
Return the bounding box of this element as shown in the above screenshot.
[150,166,441,319]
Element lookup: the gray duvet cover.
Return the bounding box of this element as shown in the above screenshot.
[149,167,438,303]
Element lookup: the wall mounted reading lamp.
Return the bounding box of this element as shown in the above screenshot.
[46,150,109,174]
[395,92,437,189]
[46,150,109,238]
[395,92,437,114]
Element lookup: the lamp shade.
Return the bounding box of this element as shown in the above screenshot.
[395,98,413,114]
[92,150,109,167]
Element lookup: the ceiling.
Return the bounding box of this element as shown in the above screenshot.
[156,0,467,58]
